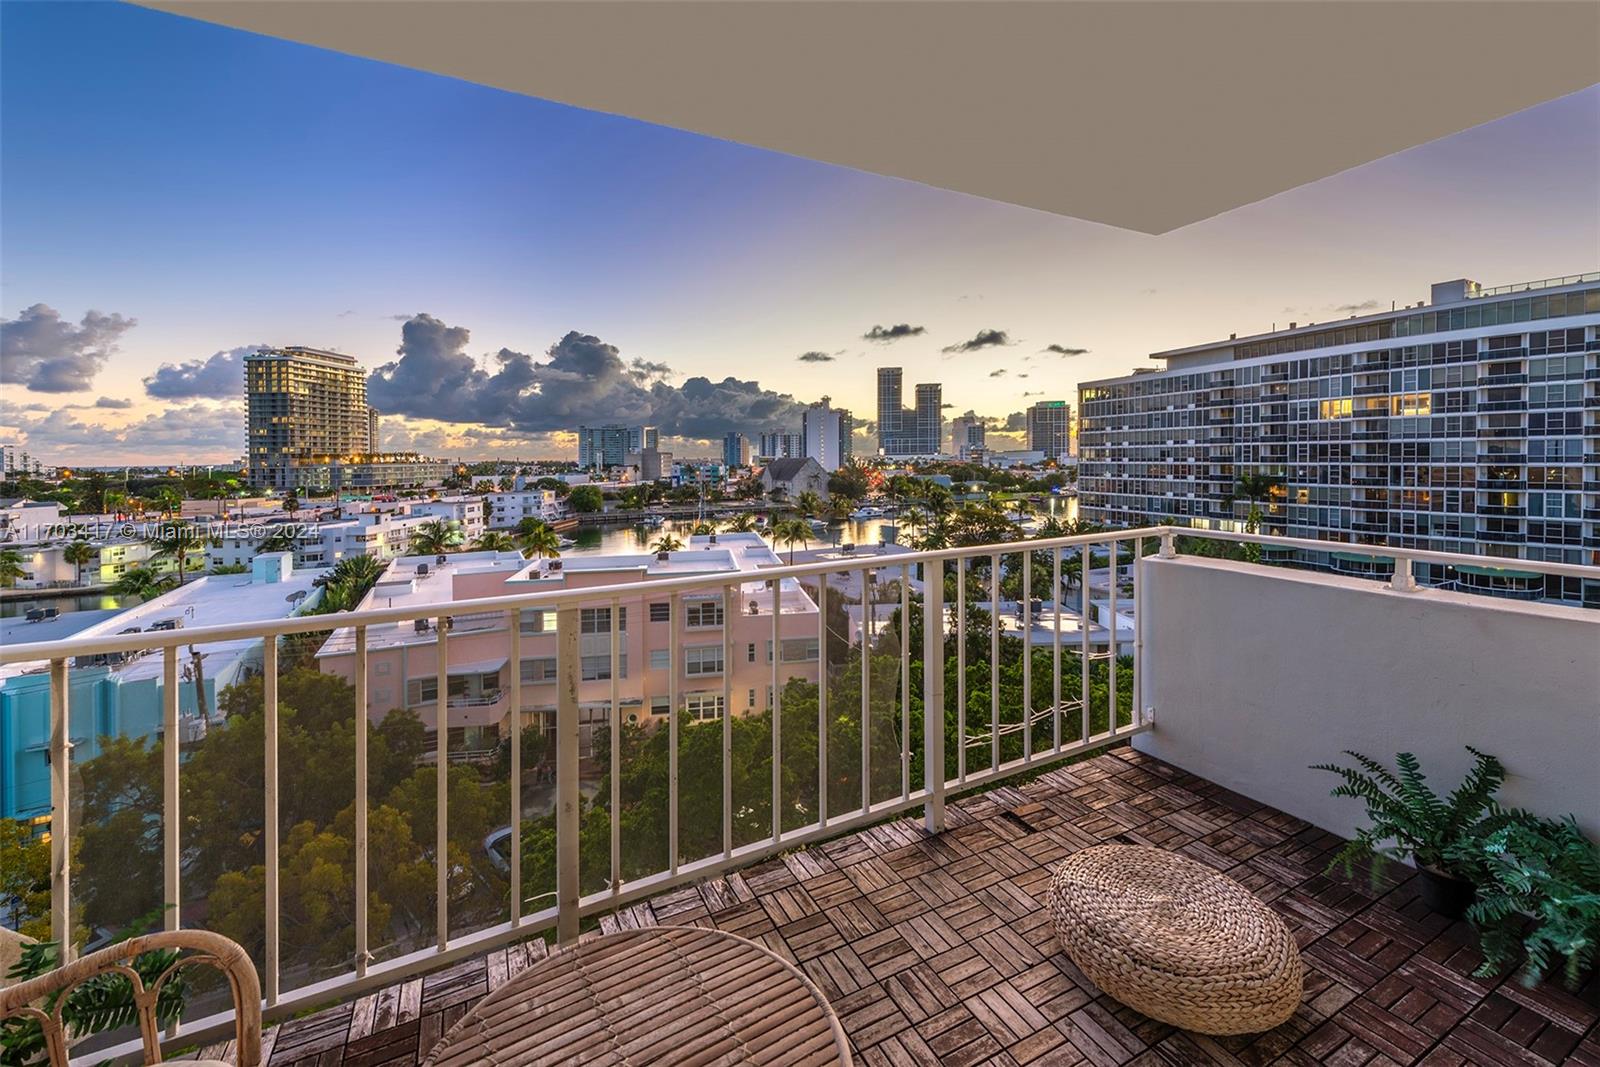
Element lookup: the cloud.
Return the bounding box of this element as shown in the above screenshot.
[1042,344,1089,356]
[863,323,925,343]
[1022,390,1044,397]
[144,344,265,399]
[1000,412,1027,432]
[95,396,133,409]
[337,310,358,318]
[989,369,1007,378]
[1333,299,1381,313]
[942,329,1013,354]
[367,314,807,439]
[1,304,137,393]
[1,399,243,461]
[628,358,673,382]
[797,351,834,363]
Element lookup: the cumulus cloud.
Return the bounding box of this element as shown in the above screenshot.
[144,344,265,399]
[1042,343,1089,356]
[942,329,1013,354]
[1,304,137,393]
[95,396,133,409]
[1,399,243,461]
[797,351,834,363]
[989,369,1007,378]
[1000,411,1027,432]
[863,323,925,343]
[628,358,673,382]
[367,315,807,440]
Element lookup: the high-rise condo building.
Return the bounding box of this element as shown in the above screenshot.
[1078,274,1600,606]
[801,397,854,471]
[1027,400,1072,461]
[578,425,657,469]
[246,346,373,489]
[876,367,942,456]
[949,413,987,459]
[723,432,752,468]
[368,407,381,452]
[756,431,805,461]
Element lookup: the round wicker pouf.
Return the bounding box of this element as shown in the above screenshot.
[1048,844,1303,1035]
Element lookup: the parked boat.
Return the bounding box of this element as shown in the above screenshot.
[850,505,885,519]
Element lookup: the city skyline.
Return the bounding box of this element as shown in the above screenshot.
[2,2,1597,465]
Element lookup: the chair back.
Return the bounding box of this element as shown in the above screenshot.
[0,930,261,1066]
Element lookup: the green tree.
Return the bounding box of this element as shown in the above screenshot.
[0,819,52,940]
[474,531,518,553]
[410,519,463,556]
[108,565,174,601]
[515,520,562,560]
[650,534,684,554]
[567,485,604,513]
[770,518,812,563]
[722,512,757,533]
[794,490,822,519]
[144,520,211,585]
[63,538,95,586]
[0,550,25,590]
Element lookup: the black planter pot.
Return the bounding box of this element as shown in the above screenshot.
[1417,866,1475,919]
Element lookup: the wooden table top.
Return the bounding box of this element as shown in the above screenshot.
[424,925,853,1066]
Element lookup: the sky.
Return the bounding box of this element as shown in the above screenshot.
[2,2,1598,466]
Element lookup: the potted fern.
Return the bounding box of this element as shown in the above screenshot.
[1312,747,1504,918]
[1447,812,1600,990]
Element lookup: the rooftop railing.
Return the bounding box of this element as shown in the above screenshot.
[2,526,1596,1059]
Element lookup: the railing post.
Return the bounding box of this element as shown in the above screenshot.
[434,616,449,951]
[262,637,279,1005]
[555,606,580,945]
[48,657,72,962]
[353,626,370,974]
[922,560,945,833]
[162,648,180,941]
[1391,557,1418,593]
[1158,530,1176,559]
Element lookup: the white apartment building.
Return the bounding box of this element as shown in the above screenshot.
[801,397,854,472]
[487,490,568,529]
[406,496,485,541]
[1079,273,1600,606]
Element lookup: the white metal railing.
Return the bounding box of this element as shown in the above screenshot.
[2,525,1595,1056]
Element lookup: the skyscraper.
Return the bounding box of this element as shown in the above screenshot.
[246,346,373,489]
[578,425,657,468]
[756,431,804,460]
[802,397,853,472]
[949,413,987,459]
[368,407,380,453]
[877,367,942,456]
[722,432,752,468]
[1027,400,1071,461]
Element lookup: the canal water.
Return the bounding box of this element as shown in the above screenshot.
[0,591,142,620]
[565,496,1077,556]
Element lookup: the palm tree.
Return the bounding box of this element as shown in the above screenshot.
[63,538,95,586]
[153,486,182,518]
[475,531,518,553]
[255,527,299,556]
[109,566,173,601]
[1227,471,1283,510]
[282,491,300,518]
[650,534,684,555]
[900,507,927,536]
[770,518,811,564]
[516,520,563,560]
[410,519,463,556]
[145,520,210,585]
[0,550,25,590]
[722,512,757,534]
[794,490,822,519]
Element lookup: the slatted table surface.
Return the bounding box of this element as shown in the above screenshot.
[423,926,852,1066]
[200,749,1600,1066]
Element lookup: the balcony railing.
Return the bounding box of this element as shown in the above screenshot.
[4,526,1597,1060]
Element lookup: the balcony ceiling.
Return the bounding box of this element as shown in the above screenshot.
[138,1,1599,234]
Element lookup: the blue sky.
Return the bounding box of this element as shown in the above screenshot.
[3,1,1597,463]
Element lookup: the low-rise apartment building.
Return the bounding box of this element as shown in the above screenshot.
[1078,273,1600,605]
[486,490,568,529]
[316,534,822,758]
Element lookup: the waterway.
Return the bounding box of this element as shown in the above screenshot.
[564,495,1077,556]
[0,591,141,620]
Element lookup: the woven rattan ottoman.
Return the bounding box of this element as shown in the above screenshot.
[1048,844,1303,1035]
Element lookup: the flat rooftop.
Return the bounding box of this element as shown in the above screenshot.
[0,568,326,682]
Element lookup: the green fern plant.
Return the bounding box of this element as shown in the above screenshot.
[1312,747,1504,881]
[1448,811,1600,990]
[0,908,189,1066]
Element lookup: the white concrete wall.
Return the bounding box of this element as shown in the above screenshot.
[1134,556,1600,839]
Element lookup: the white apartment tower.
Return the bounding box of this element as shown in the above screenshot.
[1078,274,1600,606]
[801,397,854,472]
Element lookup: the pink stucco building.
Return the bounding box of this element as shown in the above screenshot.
[316,534,821,756]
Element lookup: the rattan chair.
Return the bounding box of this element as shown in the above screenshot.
[1049,844,1303,1035]
[0,930,261,1066]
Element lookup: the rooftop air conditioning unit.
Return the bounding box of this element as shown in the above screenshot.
[414,619,431,633]
[549,560,563,571]
[437,554,448,564]
[417,563,430,576]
